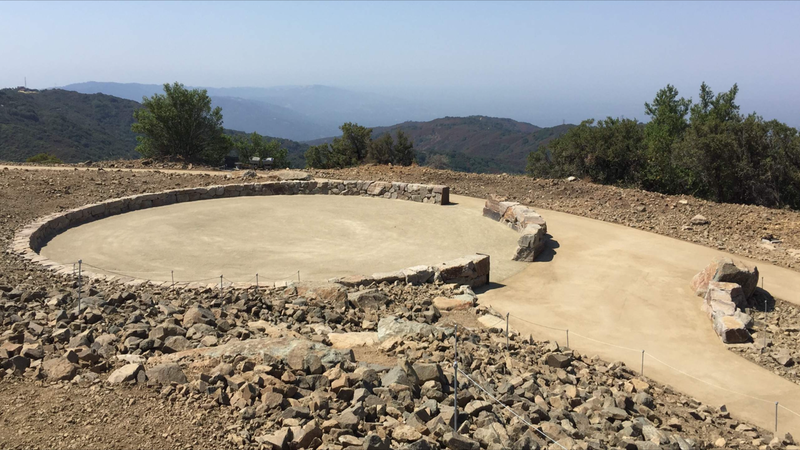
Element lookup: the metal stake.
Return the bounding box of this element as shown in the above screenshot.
[776,401,779,432]
[505,312,510,350]
[566,329,569,348]
[220,275,223,295]
[764,296,768,350]
[256,273,259,289]
[453,324,459,434]
[77,259,82,313]
[297,270,300,282]
[641,350,645,376]
[171,270,174,287]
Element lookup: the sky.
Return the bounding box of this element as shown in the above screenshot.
[1,1,798,127]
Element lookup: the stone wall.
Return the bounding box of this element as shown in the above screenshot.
[334,253,490,289]
[482,195,549,261]
[9,179,453,289]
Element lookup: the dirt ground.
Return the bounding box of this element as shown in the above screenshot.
[0,379,237,450]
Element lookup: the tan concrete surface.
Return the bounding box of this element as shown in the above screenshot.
[479,206,800,436]
[40,194,526,284]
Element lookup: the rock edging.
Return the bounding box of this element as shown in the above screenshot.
[482,195,548,261]
[9,179,450,289]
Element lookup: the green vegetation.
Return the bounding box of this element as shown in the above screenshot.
[232,132,290,168]
[131,82,231,165]
[305,123,416,169]
[0,88,140,163]
[26,153,64,164]
[527,83,800,209]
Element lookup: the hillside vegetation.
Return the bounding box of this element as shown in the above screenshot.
[310,116,573,173]
[0,87,309,166]
[0,88,140,162]
[529,83,800,209]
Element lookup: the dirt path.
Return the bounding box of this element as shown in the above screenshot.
[464,193,800,436]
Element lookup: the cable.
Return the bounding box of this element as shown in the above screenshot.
[457,368,568,450]
[567,330,643,354]
[511,315,568,332]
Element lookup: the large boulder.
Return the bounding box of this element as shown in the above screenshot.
[434,254,490,287]
[513,224,547,262]
[712,314,752,344]
[182,306,216,328]
[377,316,441,342]
[328,332,380,349]
[702,282,746,318]
[691,257,759,300]
[145,363,187,385]
[483,195,518,222]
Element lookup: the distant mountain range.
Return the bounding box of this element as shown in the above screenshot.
[1,86,573,173]
[61,82,432,141]
[310,116,574,173]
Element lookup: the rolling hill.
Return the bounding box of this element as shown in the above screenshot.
[310,116,574,174]
[0,88,141,162]
[0,88,309,165]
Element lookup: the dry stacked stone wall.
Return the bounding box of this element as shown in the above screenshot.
[7,180,502,290]
[482,195,549,261]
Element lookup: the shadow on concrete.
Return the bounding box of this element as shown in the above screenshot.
[474,281,507,295]
[534,237,559,262]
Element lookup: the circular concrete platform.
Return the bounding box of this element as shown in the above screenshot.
[40,195,526,284]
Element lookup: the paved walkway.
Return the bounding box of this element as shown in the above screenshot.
[463,194,800,436]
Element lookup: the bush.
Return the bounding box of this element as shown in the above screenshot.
[26,153,63,164]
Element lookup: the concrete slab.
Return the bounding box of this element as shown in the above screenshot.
[40,194,526,284]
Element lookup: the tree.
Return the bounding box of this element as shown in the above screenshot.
[234,132,290,169]
[366,130,416,165]
[642,84,692,192]
[305,143,334,169]
[131,82,230,165]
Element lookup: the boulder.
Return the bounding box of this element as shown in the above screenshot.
[42,357,79,381]
[145,363,187,385]
[107,363,143,384]
[377,316,440,342]
[514,224,547,262]
[712,314,751,344]
[182,306,216,328]
[691,257,759,299]
[432,296,473,311]
[328,332,380,349]
[483,195,517,222]
[435,255,490,287]
[702,282,746,317]
[403,266,435,285]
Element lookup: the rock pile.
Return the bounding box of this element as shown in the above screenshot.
[691,258,760,343]
[0,271,783,449]
[482,195,548,262]
[729,296,800,386]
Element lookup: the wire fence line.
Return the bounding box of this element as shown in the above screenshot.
[456,367,568,450]
[479,309,800,429]
[67,259,302,287]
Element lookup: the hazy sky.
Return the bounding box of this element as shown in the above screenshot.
[2,1,798,127]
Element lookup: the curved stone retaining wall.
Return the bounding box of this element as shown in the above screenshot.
[8,179,466,289]
[482,195,549,261]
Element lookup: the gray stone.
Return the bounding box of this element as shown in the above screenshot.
[145,363,187,385]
